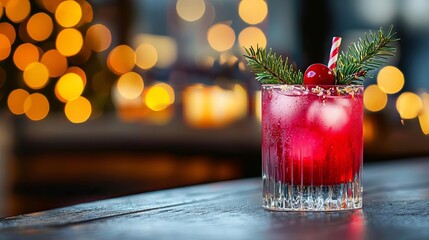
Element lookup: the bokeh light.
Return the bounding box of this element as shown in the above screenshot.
[65,96,92,123]
[134,34,178,68]
[117,72,144,100]
[23,62,49,89]
[85,24,111,52]
[41,49,68,77]
[0,2,3,19]
[7,89,29,115]
[27,12,53,41]
[5,0,30,23]
[145,82,175,111]
[56,28,83,57]
[176,0,206,22]
[238,0,268,25]
[24,93,49,121]
[56,73,84,101]
[238,26,267,49]
[0,22,16,44]
[377,66,404,94]
[55,0,82,28]
[135,43,158,70]
[65,66,86,86]
[364,84,388,112]
[396,92,423,119]
[207,23,236,52]
[0,34,11,61]
[13,43,39,70]
[108,45,136,74]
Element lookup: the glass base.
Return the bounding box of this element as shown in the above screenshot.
[262,181,362,211]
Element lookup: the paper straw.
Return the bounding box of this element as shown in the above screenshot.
[328,37,342,70]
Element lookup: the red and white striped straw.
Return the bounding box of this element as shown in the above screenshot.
[328,37,342,70]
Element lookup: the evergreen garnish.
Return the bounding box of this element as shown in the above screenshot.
[336,26,398,84]
[243,46,303,84]
[243,26,398,85]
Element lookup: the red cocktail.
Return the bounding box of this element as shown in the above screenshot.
[262,85,363,211]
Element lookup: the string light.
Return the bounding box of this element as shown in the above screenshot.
[24,93,50,121]
[0,22,16,44]
[364,84,388,112]
[55,0,82,28]
[238,0,268,25]
[41,49,68,77]
[0,34,11,61]
[56,28,83,57]
[117,72,144,100]
[27,12,53,41]
[23,62,49,89]
[238,26,267,49]
[5,0,31,23]
[13,43,39,70]
[65,96,92,123]
[207,23,236,52]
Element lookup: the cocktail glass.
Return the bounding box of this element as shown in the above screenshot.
[262,84,363,211]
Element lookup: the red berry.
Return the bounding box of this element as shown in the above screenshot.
[303,63,335,85]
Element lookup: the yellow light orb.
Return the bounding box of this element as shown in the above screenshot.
[0,22,16,44]
[41,49,68,77]
[24,93,50,121]
[56,28,83,57]
[65,66,86,86]
[65,96,92,123]
[207,23,236,52]
[42,0,63,13]
[0,34,11,61]
[5,0,30,23]
[377,66,404,94]
[107,45,136,74]
[364,84,388,112]
[56,72,84,101]
[27,12,53,41]
[135,43,158,70]
[7,88,29,115]
[396,92,423,119]
[176,0,205,22]
[85,24,111,52]
[238,0,268,25]
[145,83,175,111]
[0,2,3,19]
[117,72,144,100]
[13,43,40,71]
[238,26,267,49]
[23,62,50,89]
[55,0,82,28]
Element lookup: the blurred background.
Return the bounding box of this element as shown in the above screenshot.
[0,0,428,217]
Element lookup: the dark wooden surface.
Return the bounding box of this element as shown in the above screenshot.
[1,158,429,240]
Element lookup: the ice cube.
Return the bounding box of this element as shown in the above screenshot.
[307,101,348,131]
[270,94,303,122]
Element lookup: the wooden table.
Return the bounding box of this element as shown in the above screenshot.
[1,158,429,240]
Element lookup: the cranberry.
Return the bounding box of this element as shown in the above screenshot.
[303,63,335,85]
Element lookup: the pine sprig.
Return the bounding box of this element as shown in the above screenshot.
[243,46,303,84]
[336,26,398,85]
